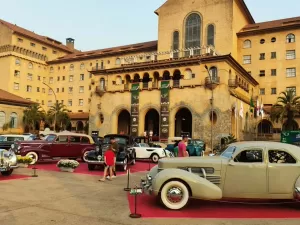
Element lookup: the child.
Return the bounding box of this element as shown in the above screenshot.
[99,145,116,182]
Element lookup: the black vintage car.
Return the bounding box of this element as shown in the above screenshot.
[84,134,136,171]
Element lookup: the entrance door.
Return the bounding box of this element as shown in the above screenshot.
[223,148,267,198]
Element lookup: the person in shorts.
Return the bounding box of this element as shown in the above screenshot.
[99,145,116,182]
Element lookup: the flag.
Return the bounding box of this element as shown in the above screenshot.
[239,102,244,118]
[250,97,254,113]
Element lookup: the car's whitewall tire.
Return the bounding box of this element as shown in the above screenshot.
[151,153,159,163]
[26,152,38,164]
[160,180,189,210]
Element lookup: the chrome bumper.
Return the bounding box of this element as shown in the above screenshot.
[0,165,18,171]
[140,174,153,195]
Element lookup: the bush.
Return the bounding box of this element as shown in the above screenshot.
[17,156,33,164]
[57,160,79,169]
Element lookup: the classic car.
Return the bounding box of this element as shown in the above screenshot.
[0,149,18,176]
[187,139,206,156]
[84,134,136,171]
[141,141,300,210]
[0,135,33,150]
[10,131,96,164]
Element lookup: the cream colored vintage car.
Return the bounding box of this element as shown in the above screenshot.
[141,141,300,210]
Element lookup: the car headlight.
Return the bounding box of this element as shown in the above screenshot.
[147,174,152,181]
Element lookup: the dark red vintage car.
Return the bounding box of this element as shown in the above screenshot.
[10,131,96,164]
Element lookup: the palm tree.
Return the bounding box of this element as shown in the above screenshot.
[47,102,70,132]
[23,104,45,132]
[270,90,300,131]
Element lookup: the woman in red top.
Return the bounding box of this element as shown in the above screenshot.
[99,145,116,182]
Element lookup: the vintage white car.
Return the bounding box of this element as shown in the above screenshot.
[0,149,18,176]
[133,142,171,163]
[141,141,300,210]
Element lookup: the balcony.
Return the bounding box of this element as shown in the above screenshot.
[228,79,238,88]
[205,76,220,89]
[91,65,106,71]
[95,86,106,97]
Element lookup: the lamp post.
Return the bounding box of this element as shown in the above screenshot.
[43,82,57,132]
[204,65,214,152]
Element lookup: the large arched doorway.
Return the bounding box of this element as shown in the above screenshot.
[282,120,299,131]
[144,109,160,140]
[118,110,131,134]
[175,108,192,137]
[77,121,84,132]
[257,120,273,134]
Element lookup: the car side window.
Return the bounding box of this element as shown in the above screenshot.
[70,136,81,143]
[268,150,296,164]
[81,137,90,143]
[234,149,263,163]
[57,136,68,143]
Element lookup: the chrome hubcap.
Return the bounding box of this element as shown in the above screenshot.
[167,187,183,203]
[153,155,158,162]
[28,154,36,163]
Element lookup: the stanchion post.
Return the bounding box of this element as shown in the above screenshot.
[129,186,142,218]
[123,169,131,191]
[32,167,38,177]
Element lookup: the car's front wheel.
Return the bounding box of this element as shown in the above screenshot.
[151,153,159,163]
[82,151,90,162]
[1,169,13,176]
[160,180,190,210]
[26,152,39,164]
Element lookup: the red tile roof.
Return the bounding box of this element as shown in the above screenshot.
[0,19,77,53]
[0,89,36,106]
[238,16,300,35]
[48,40,158,64]
[68,112,89,120]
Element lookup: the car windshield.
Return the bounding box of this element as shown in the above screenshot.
[45,135,57,142]
[220,146,236,159]
[103,136,128,145]
[0,136,5,142]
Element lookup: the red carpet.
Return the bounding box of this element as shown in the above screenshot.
[29,161,155,176]
[127,194,300,218]
[0,174,29,181]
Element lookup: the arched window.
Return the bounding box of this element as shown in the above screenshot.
[15,58,21,65]
[10,113,17,128]
[173,31,180,58]
[116,76,122,85]
[209,67,218,80]
[50,66,54,73]
[70,64,74,71]
[184,69,193,80]
[115,58,121,65]
[100,78,105,90]
[0,111,6,128]
[286,34,295,43]
[207,24,215,46]
[185,13,201,56]
[243,40,251,48]
[28,62,33,69]
[80,63,85,69]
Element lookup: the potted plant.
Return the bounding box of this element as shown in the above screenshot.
[17,156,33,168]
[56,160,79,172]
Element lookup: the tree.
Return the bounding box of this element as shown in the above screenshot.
[23,104,45,132]
[47,102,70,132]
[270,90,300,131]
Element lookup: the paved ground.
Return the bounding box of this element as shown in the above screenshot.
[0,168,300,225]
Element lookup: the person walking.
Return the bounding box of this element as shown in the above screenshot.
[178,135,189,157]
[110,136,119,177]
[99,145,115,182]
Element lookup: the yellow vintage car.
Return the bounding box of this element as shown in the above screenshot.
[141,141,300,210]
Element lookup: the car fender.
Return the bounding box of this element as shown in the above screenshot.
[152,168,222,200]
[21,148,48,156]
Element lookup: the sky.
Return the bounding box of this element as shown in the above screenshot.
[0,0,299,51]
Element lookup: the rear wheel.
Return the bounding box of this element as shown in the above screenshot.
[151,153,159,163]
[1,169,13,176]
[88,164,96,171]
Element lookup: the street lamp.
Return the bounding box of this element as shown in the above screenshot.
[42,82,57,132]
[204,65,214,152]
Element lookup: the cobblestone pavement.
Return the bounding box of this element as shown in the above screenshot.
[0,168,299,225]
